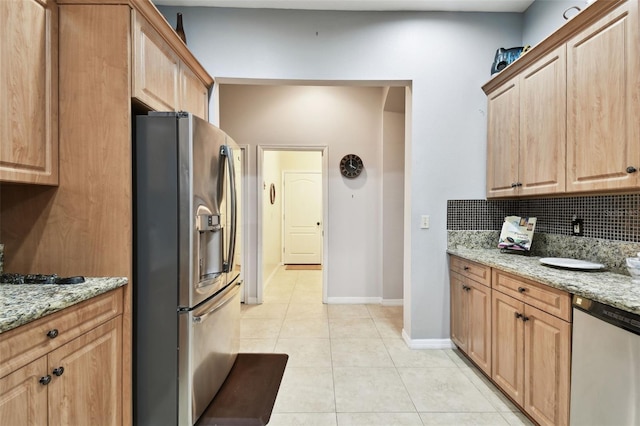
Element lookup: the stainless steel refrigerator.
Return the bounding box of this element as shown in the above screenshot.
[134,112,242,426]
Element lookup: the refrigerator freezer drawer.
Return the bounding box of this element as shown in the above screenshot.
[179,282,241,425]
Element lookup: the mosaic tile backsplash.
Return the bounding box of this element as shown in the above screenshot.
[447,194,640,243]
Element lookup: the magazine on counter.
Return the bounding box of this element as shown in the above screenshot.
[498,216,537,251]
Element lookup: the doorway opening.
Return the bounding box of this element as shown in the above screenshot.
[257,146,328,304]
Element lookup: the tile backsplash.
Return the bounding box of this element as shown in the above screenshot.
[447,194,640,243]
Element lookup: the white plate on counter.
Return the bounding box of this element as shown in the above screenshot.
[539,257,605,270]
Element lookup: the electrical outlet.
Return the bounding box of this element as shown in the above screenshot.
[420,215,430,229]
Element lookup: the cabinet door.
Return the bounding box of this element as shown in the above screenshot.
[566,0,640,192]
[449,272,469,352]
[132,10,179,112]
[48,317,123,426]
[486,78,519,198]
[523,305,571,426]
[467,280,491,375]
[491,291,524,405]
[519,45,566,196]
[180,63,209,120]
[0,0,58,185]
[0,357,48,426]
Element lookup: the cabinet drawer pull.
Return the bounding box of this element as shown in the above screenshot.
[517,287,527,293]
[46,329,59,339]
[463,266,470,271]
[514,312,522,319]
[627,166,637,173]
[52,367,65,377]
[39,375,52,385]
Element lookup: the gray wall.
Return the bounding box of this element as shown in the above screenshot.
[158,5,522,342]
[522,0,590,46]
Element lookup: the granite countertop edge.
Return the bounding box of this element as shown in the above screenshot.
[0,277,128,334]
[447,248,640,315]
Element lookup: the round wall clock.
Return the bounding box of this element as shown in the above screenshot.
[339,154,364,178]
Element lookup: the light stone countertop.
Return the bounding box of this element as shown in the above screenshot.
[447,247,640,315]
[0,277,128,334]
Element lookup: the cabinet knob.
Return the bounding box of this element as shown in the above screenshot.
[39,375,52,385]
[522,315,530,322]
[52,366,65,377]
[463,266,470,271]
[627,166,638,173]
[46,329,59,339]
[517,287,527,293]
[511,183,518,188]
[514,312,522,319]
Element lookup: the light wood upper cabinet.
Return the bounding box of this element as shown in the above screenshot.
[180,63,209,120]
[486,78,519,198]
[483,0,639,197]
[133,10,210,119]
[0,0,58,185]
[519,46,566,196]
[132,9,180,112]
[566,0,640,192]
[486,46,566,198]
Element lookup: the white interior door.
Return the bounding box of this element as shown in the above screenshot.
[283,171,322,264]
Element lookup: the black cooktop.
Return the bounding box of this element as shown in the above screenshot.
[0,273,85,285]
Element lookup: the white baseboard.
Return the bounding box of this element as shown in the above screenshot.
[244,297,260,305]
[263,264,281,291]
[381,299,403,306]
[402,329,454,349]
[326,297,382,304]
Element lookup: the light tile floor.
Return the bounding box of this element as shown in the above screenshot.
[240,267,534,426]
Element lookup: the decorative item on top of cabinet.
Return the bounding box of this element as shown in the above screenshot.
[449,256,491,375]
[175,12,186,44]
[0,0,58,185]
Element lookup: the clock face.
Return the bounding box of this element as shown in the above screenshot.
[340,154,364,178]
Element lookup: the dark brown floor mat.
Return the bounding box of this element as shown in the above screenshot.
[196,353,289,426]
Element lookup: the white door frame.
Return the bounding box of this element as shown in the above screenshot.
[257,145,329,304]
[238,145,251,304]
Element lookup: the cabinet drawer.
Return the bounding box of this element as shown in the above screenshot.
[492,270,571,321]
[0,288,123,379]
[450,256,490,287]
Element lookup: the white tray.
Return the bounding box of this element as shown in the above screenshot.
[539,257,605,270]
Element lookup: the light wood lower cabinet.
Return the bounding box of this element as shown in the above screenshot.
[450,256,572,425]
[0,290,123,425]
[449,260,492,375]
[492,289,571,426]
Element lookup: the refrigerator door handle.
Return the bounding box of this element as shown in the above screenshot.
[192,282,242,324]
[220,145,237,273]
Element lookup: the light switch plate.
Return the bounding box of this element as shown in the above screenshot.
[420,215,430,229]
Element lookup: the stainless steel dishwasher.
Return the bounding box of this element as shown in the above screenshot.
[570,295,640,426]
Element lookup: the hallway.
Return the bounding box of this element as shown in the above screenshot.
[240,267,533,425]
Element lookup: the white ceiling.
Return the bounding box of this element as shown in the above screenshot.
[153,0,535,13]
